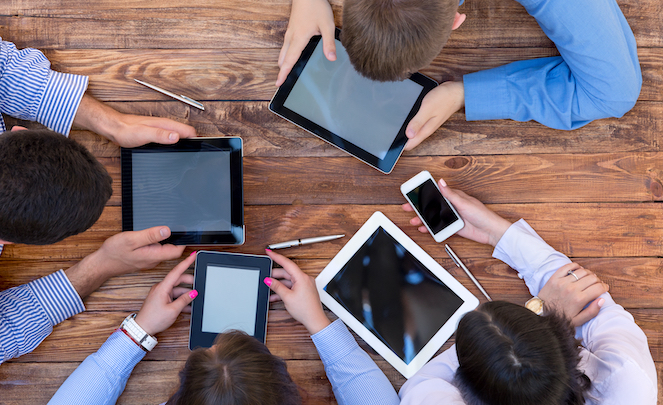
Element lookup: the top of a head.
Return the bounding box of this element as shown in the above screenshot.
[454,301,590,405]
[341,0,459,82]
[0,129,112,245]
[167,331,302,405]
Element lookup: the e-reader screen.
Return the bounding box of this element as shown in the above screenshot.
[283,39,423,160]
[406,179,460,234]
[132,151,232,233]
[201,265,260,334]
[324,227,464,364]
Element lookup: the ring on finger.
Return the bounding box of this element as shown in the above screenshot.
[567,269,579,281]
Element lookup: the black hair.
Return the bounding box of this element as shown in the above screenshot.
[0,129,112,244]
[454,301,591,405]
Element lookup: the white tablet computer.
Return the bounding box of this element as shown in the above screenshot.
[316,211,479,378]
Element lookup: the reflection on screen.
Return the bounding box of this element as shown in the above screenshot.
[283,39,423,160]
[325,228,464,364]
[132,151,231,232]
[407,179,459,234]
[201,266,260,334]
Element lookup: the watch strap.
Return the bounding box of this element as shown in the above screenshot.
[120,314,158,351]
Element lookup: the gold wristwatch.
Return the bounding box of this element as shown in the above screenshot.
[525,297,544,315]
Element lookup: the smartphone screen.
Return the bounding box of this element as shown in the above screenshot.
[406,179,459,234]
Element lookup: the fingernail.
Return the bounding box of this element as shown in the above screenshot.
[328,52,336,59]
[406,128,415,138]
[160,227,169,238]
[189,290,198,299]
[169,132,178,141]
[265,248,272,252]
[190,251,197,257]
[263,277,272,287]
[598,298,605,307]
[439,178,447,187]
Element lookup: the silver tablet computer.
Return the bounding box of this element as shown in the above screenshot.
[316,212,479,378]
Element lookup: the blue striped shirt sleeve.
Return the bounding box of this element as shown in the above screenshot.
[49,330,146,405]
[311,319,400,405]
[0,38,88,136]
[0,270,85,363]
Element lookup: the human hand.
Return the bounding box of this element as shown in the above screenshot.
[275,0,336,86]
[109,114,196,148]
[134,253,197,335]
[92,226,186,277]
[404,81,464,151]
[402,178,511,246]
[537,263,609,327]
[263,249,331,335]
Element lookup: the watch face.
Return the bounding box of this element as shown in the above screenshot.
[525,298,544,315]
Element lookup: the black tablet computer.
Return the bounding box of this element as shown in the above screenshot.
[270,28,438,174]
[121,137,244,245]
[189,251,272,349]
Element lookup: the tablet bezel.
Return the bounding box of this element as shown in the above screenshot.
[315,211,479,378]
[121,137,245,245]
[189,251,272,349]
[269,28,438,174]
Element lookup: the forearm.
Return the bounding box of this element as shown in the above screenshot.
[65,249,118,299]
[72,94,125,142]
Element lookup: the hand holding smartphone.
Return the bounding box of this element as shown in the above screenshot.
[400,171,464,242]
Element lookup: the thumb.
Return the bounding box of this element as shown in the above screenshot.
[321,25,337,61]
[131,226,171,248]
[265,277,291,301]
[406,114,424,139]
[145,126,180,144]
[173,289,198,313]
[572,297,605,327]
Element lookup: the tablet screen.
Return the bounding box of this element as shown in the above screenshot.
[324,227,464,364]
[283,39,424,160]
[201,265,261,334]
[131,151,232,233]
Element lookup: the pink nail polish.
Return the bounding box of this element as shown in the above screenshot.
[265,248,272,252]
[264,277,272,287]
[190,251,197,257]
[189,290,198,299]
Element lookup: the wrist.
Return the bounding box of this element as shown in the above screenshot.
[304,313,331,335]
[487,218,512,247]
[134,312,158,336]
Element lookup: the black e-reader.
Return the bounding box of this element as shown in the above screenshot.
[189,251,272,349]
[121,137,244,245]
[269,28,438,174]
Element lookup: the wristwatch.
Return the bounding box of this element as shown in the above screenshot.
[525,297,545,315]
[120,313,158,351]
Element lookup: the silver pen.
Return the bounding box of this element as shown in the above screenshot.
[134,79,205,110]
[268,234,345,250]
[445,244,492,301]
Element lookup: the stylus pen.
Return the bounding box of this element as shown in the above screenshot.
[445,244,492,301]
[134,79,205,110]
[268,234,345,250]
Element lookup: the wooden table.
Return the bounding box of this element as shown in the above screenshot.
[1,0,661,403]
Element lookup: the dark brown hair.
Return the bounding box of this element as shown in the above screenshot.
[0,129,112,244]
[454,301,591,405]
[166,331,302,405]
[341,0,458,81]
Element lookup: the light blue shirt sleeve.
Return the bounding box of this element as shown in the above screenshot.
[463,0,641,129]
[0,270,86,363]
[0,38,88,135]
[311,319,400,405]
[48,330,146,405]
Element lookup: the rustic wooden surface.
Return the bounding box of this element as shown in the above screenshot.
[0,0,662,403]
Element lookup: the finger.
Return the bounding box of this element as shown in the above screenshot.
[572,297,605,327]
[265,249,306,281]
[278,31,293,67]
[553,262,582,279]
[575,273,601,291]
[271,268,293,281]
[163,253,197,286]
[138,117,197,139]
[276,37,311,86]
[278,279,293,289]
[171,289,198,313]
[401,203,414,212]
[269,293,283,302]
[320,22,336,61]
[127,226,172,249]
[264,277,291,300]
[410,217,423,226]
[581,282,609,302]
[172,287,190,299]
[175,273,195,287]
[139,124,182,145]
[138,243,187,264]
[418,226,428,233]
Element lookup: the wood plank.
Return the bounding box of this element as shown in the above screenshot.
[2,257,662,313]
[1,203,661,260]
[6,100,662,157]
[2,0,660,49]
[32,48,663,102]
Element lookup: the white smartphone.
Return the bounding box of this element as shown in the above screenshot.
[400,171,465,242]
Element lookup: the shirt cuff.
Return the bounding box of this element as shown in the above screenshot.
[28,270,85,326]
[463,65,509,121]
[311,319,360,365]
[97,330,147,374]
[36,70,89,136]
